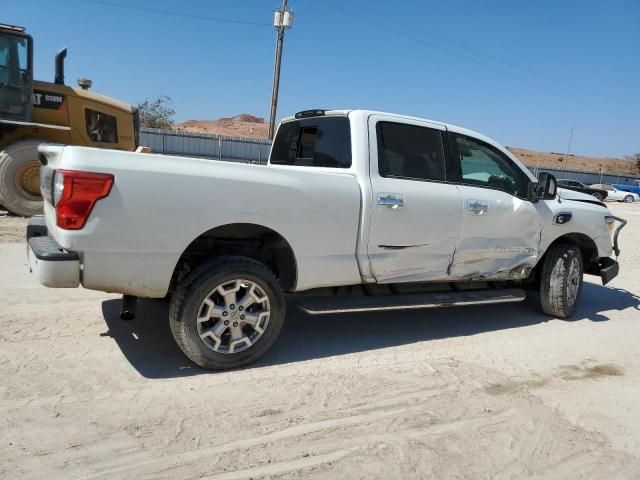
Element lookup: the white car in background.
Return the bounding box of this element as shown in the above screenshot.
[591,184,639,203]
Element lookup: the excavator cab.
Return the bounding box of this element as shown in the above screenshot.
[0,24,33,125]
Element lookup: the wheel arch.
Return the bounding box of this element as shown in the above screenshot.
[170,223,298,294]
[533,232,600,282]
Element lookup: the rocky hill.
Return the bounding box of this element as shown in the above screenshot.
[176,115,267,138]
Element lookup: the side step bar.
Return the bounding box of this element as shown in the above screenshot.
[297,288,526,315]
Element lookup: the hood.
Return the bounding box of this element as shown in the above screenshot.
[557,188,606,207]
[557,188,594,201]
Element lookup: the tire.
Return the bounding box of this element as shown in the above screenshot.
[169,256,285,370]
[539,243,583,318]
[592,192,602,201]
[0,140,45,217]
[623,195,634,203]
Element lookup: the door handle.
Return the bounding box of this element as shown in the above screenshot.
[467,199,488,215]
[378,193,405,209]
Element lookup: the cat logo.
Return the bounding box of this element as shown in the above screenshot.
[32,90,65,110]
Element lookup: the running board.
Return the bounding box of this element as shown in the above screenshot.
[297,288,526,315]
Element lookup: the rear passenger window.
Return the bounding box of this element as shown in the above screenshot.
[270,117,351,168]
[376,122,446,181]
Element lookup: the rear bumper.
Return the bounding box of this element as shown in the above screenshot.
[599,257,619,285]
[27,217,80,288]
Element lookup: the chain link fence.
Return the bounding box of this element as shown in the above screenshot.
[527,165,638,186]
[140,128,271,164]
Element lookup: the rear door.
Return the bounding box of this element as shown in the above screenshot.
[366,115,462,282]
[448,132,542,280]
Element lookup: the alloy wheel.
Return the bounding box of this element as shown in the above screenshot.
[196,279,271,354]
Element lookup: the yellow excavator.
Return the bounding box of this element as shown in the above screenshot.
[0,23,139,216]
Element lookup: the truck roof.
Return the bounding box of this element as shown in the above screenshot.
[281,109,536,181]
[284,109,504,148]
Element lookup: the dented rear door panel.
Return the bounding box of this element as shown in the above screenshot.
[366,114,462,283]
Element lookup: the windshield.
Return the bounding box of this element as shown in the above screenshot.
[0,32,31,87]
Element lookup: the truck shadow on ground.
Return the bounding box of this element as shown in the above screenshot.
[101,282,640,379]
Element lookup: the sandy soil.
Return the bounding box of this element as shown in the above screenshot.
[1,204,640,479]
[0,211,27,243]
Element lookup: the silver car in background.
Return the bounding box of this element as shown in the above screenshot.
[591,184,639,203]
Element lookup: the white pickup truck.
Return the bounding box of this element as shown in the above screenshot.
[28,109,626,370]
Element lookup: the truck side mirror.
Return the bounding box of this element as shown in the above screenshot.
[528,173,557,202]
[537,173,557,200]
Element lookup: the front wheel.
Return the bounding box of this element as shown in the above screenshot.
[539,243,583,318]
[623,195,634,203]
[169,256,285,370]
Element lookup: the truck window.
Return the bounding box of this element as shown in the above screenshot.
[271,117,351,168]
[376,122,446,181]
[452,133,526,197]
[85,108,118,143]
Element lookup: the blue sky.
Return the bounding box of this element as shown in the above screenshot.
[6,0,640,157]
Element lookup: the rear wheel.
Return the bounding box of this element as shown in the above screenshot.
[0,140,45,217]
[592,192,602,201]
[169,256,285,370]
[623,195,634,203]
[539,243,583,318]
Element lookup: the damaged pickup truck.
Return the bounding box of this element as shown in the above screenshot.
[28,109,626,370]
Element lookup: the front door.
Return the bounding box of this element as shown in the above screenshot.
[366,115,462,283]
[448,132,543,280]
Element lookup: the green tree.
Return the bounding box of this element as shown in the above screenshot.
[135,95,175,129]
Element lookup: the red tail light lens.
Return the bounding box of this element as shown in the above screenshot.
[55,169,114,230]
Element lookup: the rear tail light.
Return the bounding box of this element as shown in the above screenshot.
[54,169,114,230]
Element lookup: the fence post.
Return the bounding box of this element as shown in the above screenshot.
[218,137,222,161]
[161,132,165,154]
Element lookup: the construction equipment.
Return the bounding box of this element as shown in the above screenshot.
[0,23,139,216]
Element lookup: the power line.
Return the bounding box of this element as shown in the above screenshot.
[329,0,639,118]
[330,0,597,97]
[80,0,273,28]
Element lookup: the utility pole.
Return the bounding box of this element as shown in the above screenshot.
[267,0,293,140]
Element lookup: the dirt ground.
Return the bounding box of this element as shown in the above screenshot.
[0,210,27,243]
[1,203,640,479]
